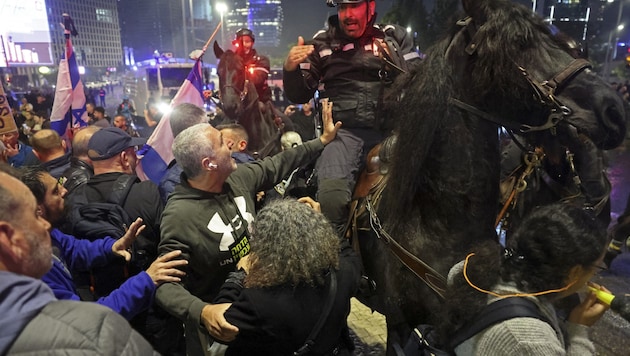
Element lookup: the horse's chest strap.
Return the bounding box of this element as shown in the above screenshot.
[365,198,448,300]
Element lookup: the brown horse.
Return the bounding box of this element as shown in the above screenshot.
[350,0,628,352]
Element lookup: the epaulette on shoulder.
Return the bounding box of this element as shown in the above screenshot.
[378,24,396,33]
[313,29,326,39]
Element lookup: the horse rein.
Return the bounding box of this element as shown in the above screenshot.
[365,197,448,300]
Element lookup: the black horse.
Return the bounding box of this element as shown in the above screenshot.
[353,0,628,352]
[213,43,284,157]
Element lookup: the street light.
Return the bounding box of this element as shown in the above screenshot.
[216,2,228,47]
[613,24,625,60]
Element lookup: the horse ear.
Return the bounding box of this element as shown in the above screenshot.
[213,41,224,59]
[462,0,487,23]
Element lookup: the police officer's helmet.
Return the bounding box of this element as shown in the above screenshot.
[235,28,255,42]
[326,0,369,7]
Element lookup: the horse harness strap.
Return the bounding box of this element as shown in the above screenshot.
[365,198,448,300]
[449,97,521,131]
[450,15,593,135]
[518,58,592,134]
[253,127,282,159]
[496,149,544,227]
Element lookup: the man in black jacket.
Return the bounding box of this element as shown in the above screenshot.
[233,28,272,103]
[283,0,420,235]
[64,127,181,354]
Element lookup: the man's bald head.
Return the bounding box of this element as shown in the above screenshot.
[30,130,66,162]
[71,126,100,160]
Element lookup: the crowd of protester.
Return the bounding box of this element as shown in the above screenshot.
[1,1,625,355]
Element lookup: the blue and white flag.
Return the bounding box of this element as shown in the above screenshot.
[50,15,87,136]
[137,58,205,182]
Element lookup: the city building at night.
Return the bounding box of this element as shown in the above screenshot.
[222,0,283,50]
[47,0,123,69]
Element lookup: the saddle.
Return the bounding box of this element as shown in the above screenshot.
[345,135,396,247]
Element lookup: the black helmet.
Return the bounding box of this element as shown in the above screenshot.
[235,28,255,42]
[326,0,368,7]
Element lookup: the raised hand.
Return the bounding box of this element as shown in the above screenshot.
[111,217,145,261]
[284,36,314,72]
[319,98,342,146]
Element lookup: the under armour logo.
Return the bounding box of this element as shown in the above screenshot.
[206,196,254,251]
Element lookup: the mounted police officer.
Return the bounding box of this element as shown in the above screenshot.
[233,28,272,103]
[283,0,421,234]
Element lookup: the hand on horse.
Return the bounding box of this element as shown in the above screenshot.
[319,98,342,146]
[284,36,314,72]
[201,303,239,342]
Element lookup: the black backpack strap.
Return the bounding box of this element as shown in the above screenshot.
[294,269,338,356]
[107,174,139,209]
[449,297,551,349]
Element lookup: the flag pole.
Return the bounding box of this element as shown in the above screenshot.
[201,21,222,55]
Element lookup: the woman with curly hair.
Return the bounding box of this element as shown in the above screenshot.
[214,198,361,355]
[441,202,610,355]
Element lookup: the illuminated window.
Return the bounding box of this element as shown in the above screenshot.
[96,8,113,23]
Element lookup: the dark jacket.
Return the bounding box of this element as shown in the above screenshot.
[42,151,72,179]
[0,272,156,355]
[156,138,326,356]
[61,157,94,195]
[291,110,317,141]
[43,228,155,320]
[215,243,362,356]
[238,48,272,102]
[158,160,183,204]
[63,173,162,297]
[283,15,420,130]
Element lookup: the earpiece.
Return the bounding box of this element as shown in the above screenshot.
[207,163,218,169]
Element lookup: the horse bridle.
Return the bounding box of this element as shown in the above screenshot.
[361,19,594,302]
[450,16,593,135]
[450,58,591,136]
[221,79,250,103]
[516,58,592,134]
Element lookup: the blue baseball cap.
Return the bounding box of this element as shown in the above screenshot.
[87,127,146,161]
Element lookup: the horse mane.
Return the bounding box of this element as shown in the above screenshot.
[468,1,569,114]
[381,39,453,225]
[381,1,571,227]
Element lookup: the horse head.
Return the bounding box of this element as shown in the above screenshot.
[213,41,279,156]
[455,0,627,151]
[214,42,258,119]
[363,0,628,349]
